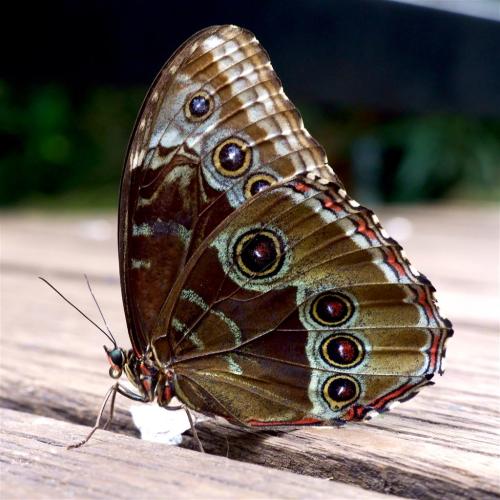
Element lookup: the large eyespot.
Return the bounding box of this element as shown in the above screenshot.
[310,292,354,327]
[213,138,252,177]
[185,91,213,121]
[234,229,284,278]
[322,375,360,410]
[244,173,277,198]
[320,334,364,368]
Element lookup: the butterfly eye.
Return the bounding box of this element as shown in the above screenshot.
[108,348,125,368]
[185,91,213,121]
[311,293,354,327]
[322,375,360,410]
[320,335,364,368]
[235,230,284,278]
[244,174,277,198]
[213,138,252,177]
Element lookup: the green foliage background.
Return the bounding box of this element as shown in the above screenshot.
[1,81,498,208]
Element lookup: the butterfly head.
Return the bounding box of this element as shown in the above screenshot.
[104,345,127,379]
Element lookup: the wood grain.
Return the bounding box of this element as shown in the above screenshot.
[2,408,388,499]
[1,207,499,499]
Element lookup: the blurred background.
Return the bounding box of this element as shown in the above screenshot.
[1,0,499,208]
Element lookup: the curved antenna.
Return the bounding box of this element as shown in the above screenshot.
[39,276,117,348]
[84,274,115,343]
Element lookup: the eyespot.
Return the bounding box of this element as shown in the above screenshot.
[320,334,364,368]
[213,138,252,177]
[310,292,354,327]
[244,174,277,198]
[185,91,213,121]
[322,375,360,410]
[234,229,284,278]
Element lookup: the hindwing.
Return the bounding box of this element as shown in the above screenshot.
[150,176,451,425]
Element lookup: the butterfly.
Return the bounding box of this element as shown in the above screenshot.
[69,25,453,448]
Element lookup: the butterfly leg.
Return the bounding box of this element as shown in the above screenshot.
[67,383,149,449]
[67,383,119,449]
[103,383,118,430]
[183,405,205,453]
[163,403,204,452]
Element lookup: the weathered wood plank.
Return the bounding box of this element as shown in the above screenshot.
[1,208,499,499]
[2,408,387,499]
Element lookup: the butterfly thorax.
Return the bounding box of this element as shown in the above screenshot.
[106,346,175,406]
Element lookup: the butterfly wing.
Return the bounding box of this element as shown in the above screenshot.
[120,24,452,425]
[119,25,332,353]
[153,176,452,424]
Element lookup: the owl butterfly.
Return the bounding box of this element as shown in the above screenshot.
[78,25,453,447]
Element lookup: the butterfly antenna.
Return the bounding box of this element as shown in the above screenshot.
[83,274,116,345]
[38,276,117,348]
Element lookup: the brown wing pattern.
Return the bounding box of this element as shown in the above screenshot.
[119,25,334,352]
[152,176,452,424]
[120,25,452,426]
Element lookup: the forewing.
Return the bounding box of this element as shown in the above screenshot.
[119,25,333,350]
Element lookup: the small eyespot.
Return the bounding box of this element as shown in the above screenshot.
[234,229,284,278]
[320,334,364,368]
[213,138,252,177]
[322,375,360,410]
[310,292,354,327]
[244,174,277,198]
[185,91,213,121]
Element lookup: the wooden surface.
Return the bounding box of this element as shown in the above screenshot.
[2,408,388,499]
[1,206,499,499]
